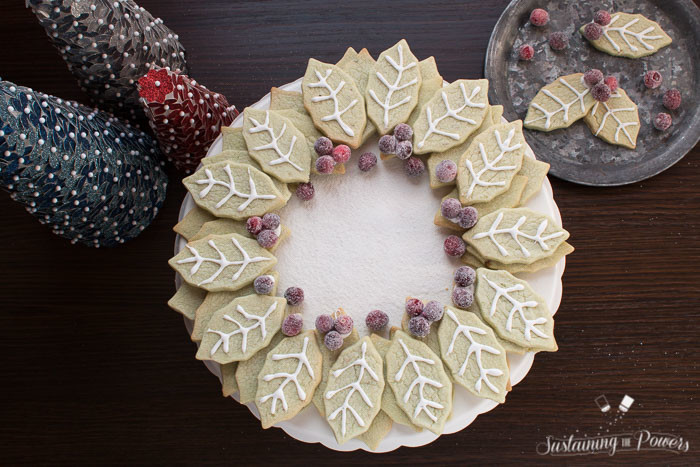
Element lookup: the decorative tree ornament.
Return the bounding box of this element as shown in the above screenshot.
[138,68,238,173]
[28,0,188,117]
[0,79,168,247]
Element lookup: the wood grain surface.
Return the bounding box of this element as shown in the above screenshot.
[0,1,698,464]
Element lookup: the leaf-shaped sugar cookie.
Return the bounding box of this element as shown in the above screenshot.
[242,108,312,183]
[524,73,595,132]
[580,13,672,58]
[464,208,569,265]
[324,337,384,445]
[237,331,285,404]
[312,327,360,417]
[475,268,557,352]
[221,126,248,152]
[196,294,286,364]
[438,307,509,403]
[255,331,323,428]
[169,233,277,292]
[366,39,421,135]
[183,162,285,220]
[336,47,377,144]
[302,59,367,148]
[457,120,525,204]
[584,89,640,149]
[173,206,217,241]
[386,330,452,435]
[413,79,489,154]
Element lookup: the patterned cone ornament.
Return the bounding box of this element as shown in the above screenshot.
[28,0,188,117]
[138,68,238,174]
[0,79,168,247]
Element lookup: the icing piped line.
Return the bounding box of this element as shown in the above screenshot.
[524,76,589,129]
[417,82,485,149]
[177,236,271,285]
[445,308,503,394]
[325,341,379,437]
[259,336,314,415]
[207,301,278,356]
[248,111,303,171]
[395,338,444,423]
[602,15,664,52]
[483,275,547,341]
[368,43,418,130]
[472,211,564,258]
[590,92,638,144]
[196,164,277,211]
[464,127,521,198]
[307,68,358,137]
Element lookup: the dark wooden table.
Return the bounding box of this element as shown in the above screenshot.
[1,1,698,464]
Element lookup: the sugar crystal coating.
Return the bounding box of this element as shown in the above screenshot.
[454,266,476,287]
[246,216,263,236]
[358,152,378,172]
[405,298,424,317]
[393,123,413,142]
[452,286,474,309]
[295,182,315,201]
[365,309,389,331]
[435,159,458,183]
[284,286,305,306]
[324,330,344,351]
[408,316,431,338]
[314,136,333,156]
[444,235,466,256]
[378,134,397,154]
[422,300,443,322]
[282,313,304,337]
[315,314,335,334]
[256,229,278,248]
[334,314,354,335]
[253,274,275,295]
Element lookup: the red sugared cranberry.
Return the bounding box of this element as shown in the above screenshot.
[663,89,681,110]
[454,266,476,287]
[452,286,474,309]
[315,314,335,334]
[262,212,280,231]
[404,156,425,176]
[358,152,377,172]
[365,310,389,332]
[444,235,466,257]
[653,112,672,131]
[405,298,424,317]
[315,155,336,174]
[530,8,549,27]
[441,197,462,219]
[549,32,569,51]
[393,123,413,142]
[331,144,351,164]
[584,22,603,41]
[519,44,535,61]
[284,286,304,306]
[583,69,604,87]
[246,216,263,236]
[435,159,458,183]
[314,137,333,156]
[257,229,278,249]
[643,71,663,89]
[604,76,618,93]
[591,83,611,102]
[253,275,275,295]
[295,182,315,201]
[408,316,431,338]
[457,206,478,229]
[594,10,611,26]
[334,314,354,335]
[282,313,304,337]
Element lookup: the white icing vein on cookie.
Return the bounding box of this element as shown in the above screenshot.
[307,69,358,137]
[259,336,314,414]
[177,236,271,285]
[590,92,638,144]
[368,43,418,129]
[482,276,547,341]
[325,341,379,436]
[445,308,503,394]
[524,76,589,130]
[247,111,303,171]
[207,301,278,355]
[472,211,564,258]
[395,338,444,422]
[417,82,485,149]
[464,127,521,198]
[602,15,664,52]
[196,164,277,210]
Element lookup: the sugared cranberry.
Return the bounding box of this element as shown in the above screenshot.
[284,286,304,306]
[422,301,443,322]
[358,152,377,172]
[452,286,474,309]
[408,316,431,338]
[457,206,478,229]
[435,159,458,183]
[653,112,672,131]
[262,212,280,231]
[663,89,681,110]
[253,275,275,295]
[296,182,315,201]
[404,156,425,176]
[315,155,336,174]
[405,298,424,317]
[549,32,569,51]
[454,266,476,287]
[315,314,335,334]
[604,76,618,93]
[583,69,604,87]
[246,216,264,236]
[591,83,611,102]
[530,8,549,27]
[643,71,663,89]
[256,229,278,249]
[393,123,413,142]
[519,44,535,61]
[314,137,333,156]
[594,10,611,26]
[282,313,304,337]
[378,135,397,154]
[584,23,603,41]
[331,144,351,164]
[324,330,343,351]
[334,315,354,335]
[444,235,466,257]
[396,140,413,160]
[365,310,389,332]
[441,198,462,219]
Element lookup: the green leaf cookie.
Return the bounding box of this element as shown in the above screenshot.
[438,307,509,403]
[184,162,285,219]
[221,126,248,152]
[584,88,639,149]
[580,12,672,59]
[302,59,367,148]
[242,108,312,183]
[412,79,489,154]
[475,268,557,352]
[464,208,569,266]
[168,283,206,321]
[366,39,421,134]
[169,233,276,292]
[457,121,525,204]
[196,294,286,364]
[173,206,217,241]
[386,330,452,435]
[312,327,360,417]
[324,337,384,445]
[255,331,323,428]
[524,73,595,132]
[336,47,377,144]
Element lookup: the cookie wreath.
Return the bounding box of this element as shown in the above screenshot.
[169,40,571,452]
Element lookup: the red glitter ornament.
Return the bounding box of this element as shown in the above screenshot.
[138,67,238,174]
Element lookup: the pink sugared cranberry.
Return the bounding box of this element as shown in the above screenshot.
[594,10,611,26]
[643,71,663,89]
[663,89,681,110]
[549,32,569,51]
[331,144,351,164]
[519,44,535,61]
[405,298,424,317]
[591,83,611,102]
[422,300,443,322]
[583,69,604,87]
[246,216,263,236]
[358,152,377,172]
[296,182,315,201]
[530,8,549,27]
[256,229,278,249]
[365,310,389,332]
[315,314,335,334]
[282,313,304,337]
[284,286,304,306]
[653,113,672,131]
[404,156,424,177]
[444,235,466,257]
[584,22,603,41]
[604,76,618,93]
[441,197,462,219]
[334,314,354,335]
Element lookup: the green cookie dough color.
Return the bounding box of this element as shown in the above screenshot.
[169,233,276,292]
[196,294,286,364]
[255,331,323,428]
[412,79,489,155]
[385,330,452,435]
[584,89,639,149]
[464,208,569,266]
[366,39,422,135]
[312,328,360,417]
[474,268,557,353]
[324,337,384,445]
[457,120,525,204]
[524,73,595,132]
[183,162,285,220]
[580,13,672,59]
[242,108,312,183]
[237,332,285,404]
[302,59,367,149]
[438,307,509,403]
